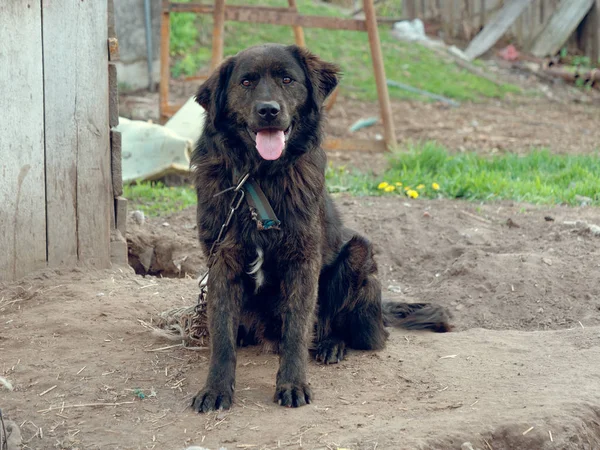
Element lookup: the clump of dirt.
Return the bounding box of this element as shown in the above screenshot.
[126,211,204,278]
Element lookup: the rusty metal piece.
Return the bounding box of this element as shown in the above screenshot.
[108,37,119,61]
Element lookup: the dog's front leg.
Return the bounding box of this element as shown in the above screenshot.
[192,248,243,413]
[274,260,318,408]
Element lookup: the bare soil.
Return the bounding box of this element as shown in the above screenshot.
[2,197,600,450]
[3,62,600,450]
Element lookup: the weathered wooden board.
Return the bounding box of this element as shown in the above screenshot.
[580,0,600,66]
[168,3,370,31]
[43,0,112,268]
[464,0,534,61]
[0,2,47,282]
[42,1,78,267]
[76,0,112,267]
[530,0,594,57]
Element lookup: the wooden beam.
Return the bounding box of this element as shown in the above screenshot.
[324,88,340,112]
[323,138,387,152]
[464,0,534,61]
[287,0,306,47]
[159,0,171,123]
[210,0,226,71]
[363,0,396,148]
[530,0,594,57]
[167,3,370,31]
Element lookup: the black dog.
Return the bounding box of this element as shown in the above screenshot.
[191,44,450,412]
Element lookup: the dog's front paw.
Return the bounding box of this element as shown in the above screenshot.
[274,382,312,408]
[191,384,234,413]
[315,338,346,364]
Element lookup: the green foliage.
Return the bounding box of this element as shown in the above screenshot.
[327,141,600,206]
[123,181,196,216]
[168,0,519,101]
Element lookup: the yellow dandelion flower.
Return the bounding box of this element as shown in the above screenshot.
[404,186,411,191]
[395,182,403,187]
[416,184,425,190]
[377,181,389,190]
[432,182,440,190]
[384,185,396,193]
[406,189,419,199]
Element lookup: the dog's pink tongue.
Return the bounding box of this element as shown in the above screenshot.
[255,130,285,160]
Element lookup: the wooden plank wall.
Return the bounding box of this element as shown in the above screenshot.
[403,0,596,61]
[0,2,47,282]
[0,1,113,282]
[43,0,112,268]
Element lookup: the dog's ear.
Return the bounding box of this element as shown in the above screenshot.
[288,45,340,109]
[195,57,236,125]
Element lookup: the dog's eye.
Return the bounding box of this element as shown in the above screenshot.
[241,79,251,87]
[282,77,292,85]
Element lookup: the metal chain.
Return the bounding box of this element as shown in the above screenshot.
[196,173,250,310]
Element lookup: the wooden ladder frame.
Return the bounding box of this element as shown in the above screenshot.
[159,0,396,152]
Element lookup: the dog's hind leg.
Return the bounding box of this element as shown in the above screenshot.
[317,234,452,362]
[316,235,389,362]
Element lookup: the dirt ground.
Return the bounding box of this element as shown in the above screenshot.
[2,197,600,450]
[2,60,600,450]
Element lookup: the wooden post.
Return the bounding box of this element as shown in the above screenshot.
[324,88,339,112]
[287,0,305,47]
[362,0,396,148]
[159,0,171,122]
[211,0,226,71]
[404,0,417,19]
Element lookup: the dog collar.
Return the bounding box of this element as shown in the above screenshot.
[233,170,281,231]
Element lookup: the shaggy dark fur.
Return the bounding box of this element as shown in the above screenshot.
[190,43,451,413]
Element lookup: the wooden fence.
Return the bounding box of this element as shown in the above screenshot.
[403,0,600,63]
[0,1,125,283]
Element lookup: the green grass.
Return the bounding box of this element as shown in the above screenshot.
[169,0,519,102]
[326,142,600,206]
[124,143,600,217]
[123,182,196,216]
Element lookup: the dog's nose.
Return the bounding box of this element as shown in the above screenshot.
[256,101,280,120]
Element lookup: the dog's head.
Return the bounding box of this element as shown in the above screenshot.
[196,44,339,163]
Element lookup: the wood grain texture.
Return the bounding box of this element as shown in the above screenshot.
[76,0,111,267]
[43,0,112,268]
[530,0,594,57]
[0,1,47,281]
[42,0,79,267]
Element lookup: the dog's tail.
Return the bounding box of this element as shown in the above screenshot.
[382,301,452,333]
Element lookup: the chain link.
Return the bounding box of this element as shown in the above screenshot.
[196,173,250,309]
